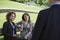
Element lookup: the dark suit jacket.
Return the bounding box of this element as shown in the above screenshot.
[31,5,60,40]
[2,21,16,40]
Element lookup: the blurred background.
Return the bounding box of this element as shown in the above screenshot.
[0,0,49,40]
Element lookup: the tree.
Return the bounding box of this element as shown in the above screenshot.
[24,0,30,2]
[43,0,49,6]
[34,0,39,4]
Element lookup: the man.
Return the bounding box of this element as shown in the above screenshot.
[31,0,60,40]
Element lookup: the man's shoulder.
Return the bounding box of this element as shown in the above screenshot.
[39,8,49,15]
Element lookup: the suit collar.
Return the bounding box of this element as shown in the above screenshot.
[50,2,60,8]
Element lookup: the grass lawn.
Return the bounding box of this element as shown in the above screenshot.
[0,0,48,13]
[0,1,40,12]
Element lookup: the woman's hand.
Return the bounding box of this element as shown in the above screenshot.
[17,25,21,28]
[13,34,17,37]
[17,24,23,31]
[25,36,28,39]
[13,34,21,38]
[17,34,21,38]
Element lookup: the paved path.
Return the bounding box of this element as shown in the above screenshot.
[0,8,38,13]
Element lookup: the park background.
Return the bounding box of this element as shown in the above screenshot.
[0,0,49,40]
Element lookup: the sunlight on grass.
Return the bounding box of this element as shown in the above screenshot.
[0,1,48,13]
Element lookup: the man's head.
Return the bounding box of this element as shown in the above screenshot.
[49,0,60,4]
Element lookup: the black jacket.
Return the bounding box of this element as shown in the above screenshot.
[31,5,60,40]
[2,21,16,40]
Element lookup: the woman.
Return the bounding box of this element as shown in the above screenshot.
[2,12,25,40]
[17,12,33,40]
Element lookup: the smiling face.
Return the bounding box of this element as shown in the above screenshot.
[9,14,16,22]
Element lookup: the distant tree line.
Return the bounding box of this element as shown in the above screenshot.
[10,0,49,5]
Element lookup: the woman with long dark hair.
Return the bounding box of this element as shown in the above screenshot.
[17,12,33,40]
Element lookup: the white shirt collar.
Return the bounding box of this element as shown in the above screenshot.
[51,1,60,6]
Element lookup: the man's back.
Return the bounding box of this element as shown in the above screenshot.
[31,5,60,40]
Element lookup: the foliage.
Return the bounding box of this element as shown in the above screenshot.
[10,0,49,6]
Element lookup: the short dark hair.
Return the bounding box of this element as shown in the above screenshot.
[22,12,30,23]
[6,12,16,22]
